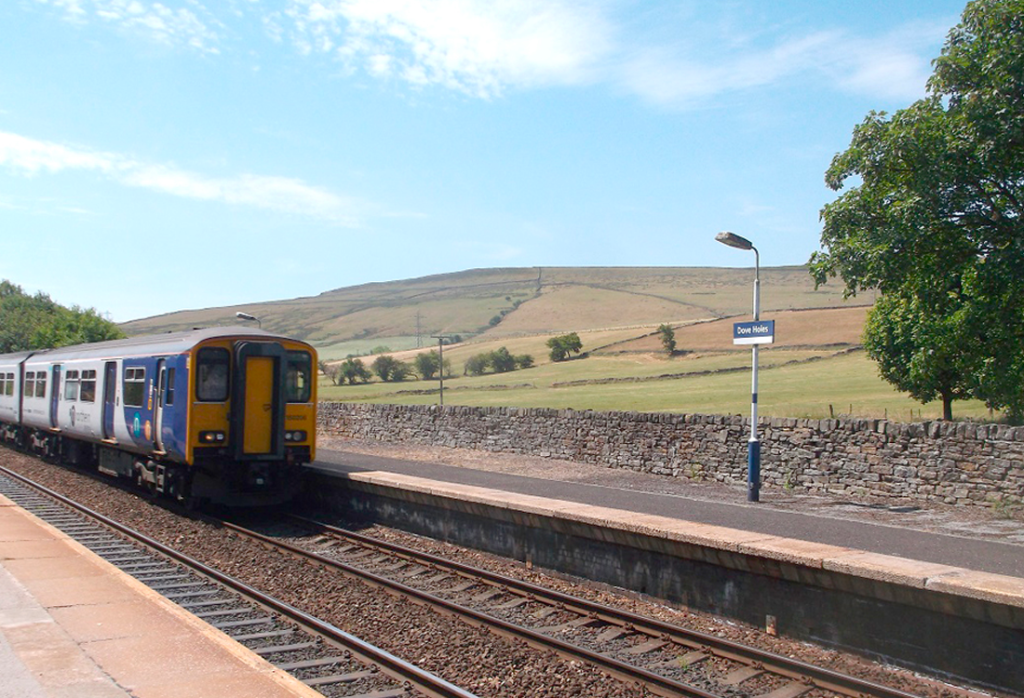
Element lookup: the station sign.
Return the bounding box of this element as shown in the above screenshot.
[733,320,775,345]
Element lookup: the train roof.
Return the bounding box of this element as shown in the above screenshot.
[0,327,313,364]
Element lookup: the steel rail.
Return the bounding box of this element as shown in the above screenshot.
[0,465,479,698]
[225,519,724,698]
[288,514,927,698]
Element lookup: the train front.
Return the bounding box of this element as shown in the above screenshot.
[182,332,317,507]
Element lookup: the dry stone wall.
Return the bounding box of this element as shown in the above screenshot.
[318,402,1024,508]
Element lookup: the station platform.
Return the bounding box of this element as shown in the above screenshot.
[0,494,319,698]
[312,439,1024,612]
[309,439,1024,691]
[314,440,1024,576]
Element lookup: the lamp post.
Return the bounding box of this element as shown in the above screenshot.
[715,231,761,502]
[236,311,262,328]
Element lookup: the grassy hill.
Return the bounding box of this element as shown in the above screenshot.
[119,266,997,421]
[122,265,864,356]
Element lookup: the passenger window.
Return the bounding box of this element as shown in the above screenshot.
[285,351,312,403]
[165,368,175,406]
[124,367,146,407]
[35,373,46,398]
[80,370,97,403]
[24,372,35,397]
[196,348,230,402]
[64,370,80,401]
[6,373,12,396]
[0,373,7,395]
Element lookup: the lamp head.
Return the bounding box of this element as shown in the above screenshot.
[715,231,754,251]
[236,312,256,321]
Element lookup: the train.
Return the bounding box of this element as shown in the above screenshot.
[0,327,317,507]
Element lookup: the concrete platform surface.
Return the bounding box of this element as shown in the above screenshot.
[0,495,320,698]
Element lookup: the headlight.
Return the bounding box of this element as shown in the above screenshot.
[199,431,226,443]
[284,430,307,442]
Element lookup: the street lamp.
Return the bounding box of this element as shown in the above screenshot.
[236,311,262,328]
[716,231,761,502]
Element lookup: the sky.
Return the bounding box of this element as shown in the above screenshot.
[0,0,968,323]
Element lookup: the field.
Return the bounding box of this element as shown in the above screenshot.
[318,306,993,422]
[118,265,997,422]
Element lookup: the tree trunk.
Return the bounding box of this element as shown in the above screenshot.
[942,391,953,421]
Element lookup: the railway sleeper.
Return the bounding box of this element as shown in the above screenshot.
[760,681,815,698]
[274,656,347,672]
[253,641,318,656]
[303,669,376,687]
[722,665,766,685]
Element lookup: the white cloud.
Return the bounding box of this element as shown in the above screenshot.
[31,0,951,106]
[281,0,614,97]
[827,21,950,101]
[35,0,220,53]
[617,17,951,109]
[0,131,363,225]
[272,1,951,107]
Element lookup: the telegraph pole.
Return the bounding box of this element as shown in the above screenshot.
[431,335,453,406]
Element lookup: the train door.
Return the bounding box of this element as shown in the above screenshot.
[49,365,61,428]
[153,359,166,452]
[232,342,285,459]
[102,362,117,440]
[243,356,273,454]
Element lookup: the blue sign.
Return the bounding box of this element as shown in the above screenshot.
[733,320,775,345]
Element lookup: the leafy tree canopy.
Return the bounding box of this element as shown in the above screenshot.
[657,324,676,355]
[339,357,373,385]
[546,332,583,362]
[0,280,124,353]
[371,355,411,382]
[810,0,1024,420]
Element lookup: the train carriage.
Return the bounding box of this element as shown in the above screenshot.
[0,327,317,507]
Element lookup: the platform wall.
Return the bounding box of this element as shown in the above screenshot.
[317,403,1024,509]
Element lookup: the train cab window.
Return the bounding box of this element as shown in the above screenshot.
[80,370,97,403]
[124,367,146,407]
[196,348,230,402]
[285,351,312,403]
[64,370,80,401]
[35,373,46,398]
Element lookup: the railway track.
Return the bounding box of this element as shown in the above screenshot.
[0,450,978,698]
[230,514,938,698]
[0,465,478,698]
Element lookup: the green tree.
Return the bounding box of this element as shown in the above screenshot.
[464,353,490,376]
[489,346,516,373]
[339,357,372,385]
[371,355,410,382]
[318,360,342,386]
[810,0,1024,421]
[0,280,124,353]
[515,354,534,369]
[414,351,440,379]
[862,293,974,419]
[546,332,582,362]
[657,324,676,355]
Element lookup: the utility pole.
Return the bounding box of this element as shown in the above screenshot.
[430,335,453,406]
